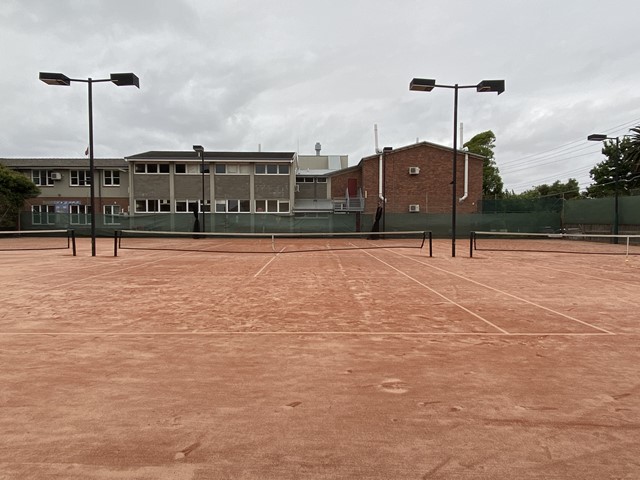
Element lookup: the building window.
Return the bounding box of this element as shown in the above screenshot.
[104,205,122,225]
[255,164,289,175]
[70,204,91,225]
[32,205,55,224]
[255,200,290,213]
[175,200,210,213]
[175,164,206,174]
[215,164,250,174]
[296,176,315,183]
[32,170,54,186]
[134,163,170,174]
[316,177,327,183]
[135,199,171,213]
[103,170,121,186]
[70,170,91,186]
[214,199,251,213]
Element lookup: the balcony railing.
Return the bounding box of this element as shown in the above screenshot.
[333,196,364,212]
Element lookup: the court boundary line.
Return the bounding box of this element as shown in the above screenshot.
[359,249,510,334]
[0,331,615,336]
[389,250,615,335]
[0,251,197,301]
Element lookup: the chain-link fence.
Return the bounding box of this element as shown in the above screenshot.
[17,195,640,237]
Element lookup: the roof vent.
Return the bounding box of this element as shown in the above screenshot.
[315,142,321,156]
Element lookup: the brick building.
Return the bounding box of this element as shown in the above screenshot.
[331,141,484,215]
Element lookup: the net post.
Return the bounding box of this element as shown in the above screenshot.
[114,230,119,257]
[70,229,76,256]
[469,231,475,258]
[428,231,433,257]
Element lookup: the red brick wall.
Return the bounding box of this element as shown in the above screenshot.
[361,143,483,214]
[329,142,483,214]
[331,169,362,199]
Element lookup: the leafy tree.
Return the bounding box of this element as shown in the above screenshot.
[585,137,640,197]
[627,125,640,172]
[518,179,581,199]
[0,163,40,228]
[463,130,504,198]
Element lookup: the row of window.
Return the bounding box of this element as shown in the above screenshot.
[30,164,295,186]
[135,163,290,175]
[31,198,291,225]
[134,199,290,214]
[31,205,122,225]
[32,170,120,187]
[296,177,327,183]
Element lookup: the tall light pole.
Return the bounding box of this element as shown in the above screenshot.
[193,145,206,233]
[410,78,504,257]
[39,72,139,256]
[587,133,627,244]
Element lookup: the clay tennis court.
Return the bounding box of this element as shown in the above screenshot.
[1,235,639,479]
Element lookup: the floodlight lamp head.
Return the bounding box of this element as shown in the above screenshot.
[39,72,71,86]
[587,134,608,142]
[476,80,505,95]
[193,145,204,153]
[110,73,140,88]
[409,78,436,92]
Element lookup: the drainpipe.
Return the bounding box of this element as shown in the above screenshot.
[459,122,469,204]
[374,124,385,205]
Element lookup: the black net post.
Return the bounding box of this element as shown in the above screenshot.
[70,229,76,256]
[469,231,475,258]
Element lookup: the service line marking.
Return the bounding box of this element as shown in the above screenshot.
[390,250,615,335]
[0,331,615,337]
[360,249,510,334]
[254,248,286,277]
[0,251,197,301]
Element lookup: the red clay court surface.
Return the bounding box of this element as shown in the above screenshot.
[1,237,639,479]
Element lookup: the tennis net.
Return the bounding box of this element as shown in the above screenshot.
[0,229,76,255]
[114,230,432,256]
[470,231,640,257]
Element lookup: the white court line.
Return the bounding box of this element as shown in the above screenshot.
[0,331,614,336]
[0,251,197,301]
[254,247,286,277]
[390,250,615,335]
[360,249,510,334]
[523,262,640,289]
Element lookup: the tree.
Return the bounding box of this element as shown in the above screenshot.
[463,130,504,198]
[585,137,640,197]
[627,125,640,172]
[0,163,40,228]
[517,179,581,199]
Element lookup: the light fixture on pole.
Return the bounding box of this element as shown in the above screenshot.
[410,78,504,257]
[192,145,206,233]
[39,72,139,256]
[587,133,626,243]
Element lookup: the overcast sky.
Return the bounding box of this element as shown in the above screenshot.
[2,0,639,193]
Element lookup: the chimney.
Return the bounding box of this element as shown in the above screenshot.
[315,142,321,156]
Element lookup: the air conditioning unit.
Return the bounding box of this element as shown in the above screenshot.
[409,204,420,212]
[409,167,420,175]
[51,172,62,181]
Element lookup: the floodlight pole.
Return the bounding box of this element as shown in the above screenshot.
[587,133,629,244]
[39,72,139,256]
[193,145,206,233]
[410,78,504,257]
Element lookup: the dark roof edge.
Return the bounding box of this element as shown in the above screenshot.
[359,141,486,163]
[125,151,297,161]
